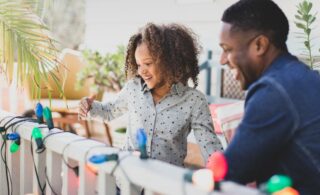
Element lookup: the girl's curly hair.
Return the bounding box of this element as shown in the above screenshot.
[125,23,201,88]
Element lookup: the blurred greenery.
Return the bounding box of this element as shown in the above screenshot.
[295,0,320,69]
[76,46,126,94]
[115,127,126,134]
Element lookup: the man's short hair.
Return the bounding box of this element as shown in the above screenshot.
[222,0,289,51]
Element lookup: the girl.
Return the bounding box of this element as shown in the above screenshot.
[79,23,222,167]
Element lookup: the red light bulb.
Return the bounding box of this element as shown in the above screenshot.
[206,152,228,182]
[273,187,299,195]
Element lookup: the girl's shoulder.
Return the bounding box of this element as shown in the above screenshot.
[184,86,207,97]
[125,77,142,87]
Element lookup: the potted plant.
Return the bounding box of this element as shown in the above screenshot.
[75,45,126,99]
[76,46,127,145]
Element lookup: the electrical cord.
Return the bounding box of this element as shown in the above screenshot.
[0,116,34,195]
[42,131,66,144]
[61,138,87,175]
[84,144,111,175]
[12,121,45,133]
[44,167,58,195]
[61,140,141,194]
[0,115,59,195]
[0,140,12,195]
[30,135,46,195]
[0,117,16,195]
[0,116,24,127]
[108,152,143,195]
[37,130,69,195]
[1,115,145,195]
[3,118,37,135]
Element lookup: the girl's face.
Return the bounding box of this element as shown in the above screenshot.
[135,42,168,91]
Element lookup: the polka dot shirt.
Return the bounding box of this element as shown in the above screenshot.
[89,78,223,167]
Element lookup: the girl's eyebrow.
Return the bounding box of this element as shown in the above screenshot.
[140,59,153,63]
[141,57,153,61]
[220,43,227,47]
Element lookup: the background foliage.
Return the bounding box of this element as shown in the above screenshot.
[76,46,126,94]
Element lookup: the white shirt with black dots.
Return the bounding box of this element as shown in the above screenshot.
[89,77,223,167]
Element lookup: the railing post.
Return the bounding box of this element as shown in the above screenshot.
[7,140,20,195]
[144,189,155,195]
[121,178,141,195]
[97,169,117,195]
[61,159,79,195]
[46,149,63,195]
[78,161,96,195]
[206,50,212,96]
[20,139,33,194]
[0,139,9,195]
[32,142,46,195]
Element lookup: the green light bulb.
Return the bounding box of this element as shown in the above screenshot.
[43,107,54,130]
[10,142,20,153]
[266,175,292,193]
[32,127,43,139]
[43,107,52,120]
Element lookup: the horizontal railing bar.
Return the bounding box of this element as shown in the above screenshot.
[0,110,259,195]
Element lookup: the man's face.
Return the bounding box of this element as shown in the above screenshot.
[219,23,261,90]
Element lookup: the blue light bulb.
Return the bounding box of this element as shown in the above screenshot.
[89,154,118,164]
[35,103,44,123]
[35,103,43,117]
[136,128,148,159]
[6,132,20,141]
[89,155,108,164]
[136,128,147,146]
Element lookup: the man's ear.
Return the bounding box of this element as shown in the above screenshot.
[254,35,270,56]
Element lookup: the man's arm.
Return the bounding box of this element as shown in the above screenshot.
[224,81,299,184]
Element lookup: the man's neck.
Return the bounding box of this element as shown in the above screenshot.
[261,47,286,75]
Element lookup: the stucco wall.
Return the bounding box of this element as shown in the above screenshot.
[84,0,320,94]
[85,0,320,53]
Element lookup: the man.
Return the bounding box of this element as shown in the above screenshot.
[219,0,320,193]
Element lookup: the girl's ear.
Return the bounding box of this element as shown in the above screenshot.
[254,35,270,56]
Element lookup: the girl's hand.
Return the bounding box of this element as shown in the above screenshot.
[78,94,96,119]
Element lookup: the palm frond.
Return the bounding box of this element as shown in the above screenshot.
[0,0,64,100]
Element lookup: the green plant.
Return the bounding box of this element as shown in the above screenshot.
[295,0,319,69]
[115,127,126,134]
[0,0,63,100]
[76,46,126,94]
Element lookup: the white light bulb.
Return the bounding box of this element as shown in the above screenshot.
[132,151,141,157]
[192,169,214,192]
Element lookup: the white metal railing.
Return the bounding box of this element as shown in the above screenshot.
[0,110,259,195]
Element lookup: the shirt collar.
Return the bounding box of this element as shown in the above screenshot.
[140,77,187,96]
[263,52,298,76]
[171,82,186,96]
[140,78,149,93]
